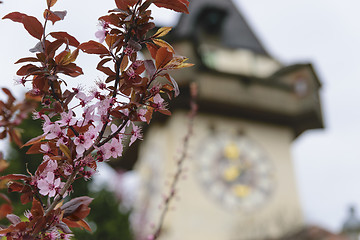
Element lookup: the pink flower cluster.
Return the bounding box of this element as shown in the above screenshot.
[29,81,160,198]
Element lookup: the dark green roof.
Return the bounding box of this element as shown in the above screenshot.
[174,0,269,56]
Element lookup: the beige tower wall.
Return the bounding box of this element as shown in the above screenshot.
[135,111,303,240]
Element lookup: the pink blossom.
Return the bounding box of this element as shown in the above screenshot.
[95,20,109,43]
[138,108,147,122]
[95,29,107,43]
[46,230,60,240]
[96,97,113,115]
[24,210,33,221]
[153,93,167,111]
[77,93,94,107]
[124,46,135,56]
[44,158,58,173]
[85,125,98,141]
[95,80,107,90]
[13,76,26,86]
[77,105,99,127]
[45,123,65,140]
[60,233,73,240]
[149,83,161,95]
[56,136,69,147]
[42,115,54,134]
[32,111,43,120]
[83,168,96,180]
[103,138,123,160]
[63,164,73,176]
[130,124,142,146]
[37,172,61,197]
[74,134,93,155]
[57,110,76,127]
[110,123,125,137]
[40,143,52,154]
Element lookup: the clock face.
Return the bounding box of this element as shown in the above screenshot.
[197,132,275,211]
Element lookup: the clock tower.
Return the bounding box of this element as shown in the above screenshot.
[133,0,324,239]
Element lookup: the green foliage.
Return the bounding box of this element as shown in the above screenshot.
[72,189,133,240]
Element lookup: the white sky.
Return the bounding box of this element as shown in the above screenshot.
[0,0,360,233]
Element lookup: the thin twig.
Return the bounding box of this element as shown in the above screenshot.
[152,83,198,240]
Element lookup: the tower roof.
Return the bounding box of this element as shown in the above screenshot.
[174,0,269,55]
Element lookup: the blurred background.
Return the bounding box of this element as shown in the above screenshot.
[1,0,360,239]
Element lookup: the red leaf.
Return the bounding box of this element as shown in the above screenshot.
[77,219,92,232]
[2,88,15,102]
[8,128,22,147]
[44,9,66,25]
[97,58,115,76]
[22,134,46,147]
[57,63,83,77]
[63,218,92,232]
[115,0,137,10]
[79,40,109,55]
[8,182,24,193]
[30,199,44,218]
[158,108,172,116]
[0,174,28,181]
[33,76,49,92]
[153,0,190,14]
[110,110,126,119]
[99,14,121,27]
[20,190,33,205]
[16,64,40,76]
[47,0,58,8]
[46,39,64,57]
[146,42,159,60]
[55,49,71,65]
[14,57,40,64]
[0,204,12,219]
[26,142,43,155]
[22,16,44,40]
[155,47,173,69]
[2,12,28,23]
[50,32,80,47]
[62,197,93,226]
[61,196,93,219]
[163,73,179,97]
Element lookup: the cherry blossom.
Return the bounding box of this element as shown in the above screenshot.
[60,233,73,240]
[153,93,167,111]
[24,210,33,221]
[0,0,191,237]
[138,108,147,122]
[44,158,58,173]
[57,110,76,127]
[130,123,142,146]
[37,172,62,197]
[102,138,123,160]
[74,134,93,155]
[32,111,43,120]
[40,143,52,155]
[46,230,60,240]
[45,123,65,140]
[42,115,54,134]
[84,125,99,142]
[95,21,109,43]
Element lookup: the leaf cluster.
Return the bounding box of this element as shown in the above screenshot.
[0,0,192,239]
